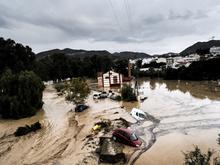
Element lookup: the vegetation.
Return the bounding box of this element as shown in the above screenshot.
[138,58,220,81]
[0,70,45,119]
[142,61,166,68]
[164,58,220,80]
[121,85,137,101]
[14,121,41,137]
[54,82,66,93]
[183,146,213,165]
[34,54,127,81]
[115,95,122,101]
[180,40,220,56]
[0,38,35,75]
[183,134,220,165]
[66,78,90,104]
[0,37,45,119]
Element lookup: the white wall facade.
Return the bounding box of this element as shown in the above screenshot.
[210,47,220,56]
[100,71,123,87]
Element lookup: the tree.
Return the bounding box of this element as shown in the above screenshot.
[0,70,45,119]
[66,78,90,104]
[113,59,129,76]
[121,84,137,101]
[136,59,142,68]
[0,38,35,75]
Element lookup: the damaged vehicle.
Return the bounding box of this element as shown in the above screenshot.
[130,108,146,121]
[75,104,89,112]
[112,128,142,147]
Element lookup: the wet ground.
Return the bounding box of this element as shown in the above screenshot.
[0,79,220,165]
[0,85,135,165]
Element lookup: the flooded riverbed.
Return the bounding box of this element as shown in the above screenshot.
[130,79,220,165]
[0,79,220,165]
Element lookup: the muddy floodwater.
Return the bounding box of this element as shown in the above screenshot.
[0,79,220,165]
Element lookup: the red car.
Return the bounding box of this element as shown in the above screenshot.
[112,128,142,147]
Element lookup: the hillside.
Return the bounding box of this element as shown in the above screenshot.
[112,51,151,59]
[37,49,151,59]
[36,49,111,59]
[180,40,220,56]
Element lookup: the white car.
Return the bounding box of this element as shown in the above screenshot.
[130,108,146,121]
[93,93,100,99]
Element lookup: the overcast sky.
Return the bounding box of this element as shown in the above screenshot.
[0,0,220,54]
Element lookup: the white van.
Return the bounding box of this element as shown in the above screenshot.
[130,108,146,121]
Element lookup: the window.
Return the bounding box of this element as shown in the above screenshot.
[139,113,146,118]
[113,76,118,84]
[105,76,109,79]
[130,133,138,141]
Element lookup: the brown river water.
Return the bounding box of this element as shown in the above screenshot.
[0,79,220,165]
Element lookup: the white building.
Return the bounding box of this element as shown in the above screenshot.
[210,47,220,56]
[166,58,174,68]
[142,58,155,65]
[156,57,166,63]
[98,70,123,87]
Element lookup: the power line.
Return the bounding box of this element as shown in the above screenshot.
[107,0,123,36]
[124,0,133,33]
[124,0,132,33]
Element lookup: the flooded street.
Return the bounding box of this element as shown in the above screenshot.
[0,79,220,165]
[129,79,220,165]
[0,85,135,165]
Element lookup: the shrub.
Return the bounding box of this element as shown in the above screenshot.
[121,85,137,101]
[54,83,66,92]
[183,146,213,165]
[115,95,122,101]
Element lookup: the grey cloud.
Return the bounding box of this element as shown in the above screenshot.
[0,0,220,54]
[168,10,193,20]
[143,14,165,24]
[0,16,8,28]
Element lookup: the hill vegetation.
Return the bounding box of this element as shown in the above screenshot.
[34,53,129,81]
[180,40,220,56]
[164,58,220,80]
[37,49,151,59]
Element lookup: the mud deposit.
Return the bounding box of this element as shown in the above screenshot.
[0,85,135,165]
[0,80,220,165]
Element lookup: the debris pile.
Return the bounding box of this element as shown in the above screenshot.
[96,137,126,164]
[14,121,41,137]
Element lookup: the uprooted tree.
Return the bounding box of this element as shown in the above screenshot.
[65,78,90,105]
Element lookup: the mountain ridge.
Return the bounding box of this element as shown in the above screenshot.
[180,40,220,56]
[36,49,152,59]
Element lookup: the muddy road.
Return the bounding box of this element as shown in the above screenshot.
[0,85,135,165]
